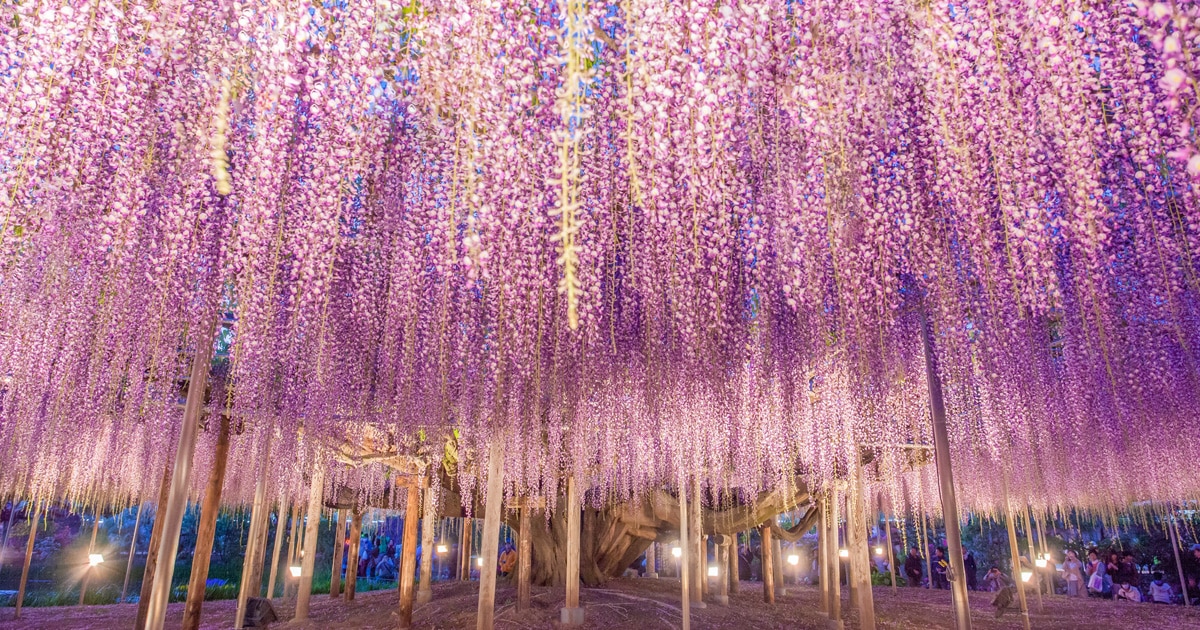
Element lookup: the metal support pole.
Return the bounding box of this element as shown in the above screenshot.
[921,308,972,630]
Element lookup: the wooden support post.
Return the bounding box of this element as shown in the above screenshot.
[714,535,729,605]
[818,498,829,615]
[883,504,898,594]
[1021,508,1043,613]
[80,513,101,605]
[15,502,40,619]
[645,538,658,579]
[1001,476,1031,630]
[828,490,843,629]
[477,442,506,630]
[920,514,933,589]
[1170,511,1192,607]
[678,474,691,630]
[136,466,172,630]
[690,477,705,607]
[417,483,435,605]
[516,503,532,610]
[849,467,876,630]
[561,475,585,626]
[145,315,217,630]
[398,482,421,628]
[346,510,363,601]
[460,517,473,581]
[846,500,858,607]
[330,508,347,599]
[761,522,775,604]
[293,462,326,621]
[773,535,785,597]
[728,537,738,593]
[267,499,290,599]
[121,502,144,602]
[0,500,17,577]
[236,442,274,627]
[182,415,232,630]
[285,500,301,598]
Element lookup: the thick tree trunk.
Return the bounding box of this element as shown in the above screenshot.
[136,466,173,630]
[182,415,232,630]
[510,485,813,587]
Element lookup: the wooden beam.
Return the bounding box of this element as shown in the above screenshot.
[827,490,843,627]
[182,415,232,630]
[677,475,691,630]
[236,456,272,627]
[346,510,363,600]
[285,500,301,598]
[645,538,658,578]
[398,483,421,628]
[293,462,326,621]
[761,522,775,604]
[417,484,435,605]
[560,476,584,625]
[460,517,473,581]
[727,534,738,593]
[144,315,218,630]
[690,478,705,606]
[136,467,172,630]
[15,501,40,619]
[266,498,290,599]
[517,503,532,610]
[849,469,875,630]
[476,441,505,630]
[330,508,346,598]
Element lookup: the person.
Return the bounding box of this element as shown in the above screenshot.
[983,566,1007,592]
[964,548,978,591]
[1062,550,1086,598]
[1086,550,1107,597]
[1149,572,1173,604]
[1118,553,1137,586]
[375,554,397,580]
[498,543,517,576]
[904,547,924,587]
[932,547,949,589]
[1116,580,1143,603]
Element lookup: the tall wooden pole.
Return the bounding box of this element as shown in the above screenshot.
[145,315,218,630]
[561,475,584,625]
[773,535,785,596]
[1021,508,1043,613]
[677,473,691,630]
[920,513,933,589]
[346,510,363,600]
[293,462,326,621]
[15,502,40,619]
[921,308,972,630]
[121,502,144,602]
[828,490,843,629]
[645,538,658,579]
[849,467,876,630]
[883,504,898,594]
[398,483,421,628]
[714,536,729,605]
[266,499,290,599]
[80,513,101,605]
[284,500,301,598]
[236,440,274,628]
[329,508,346,599]
[818,498,830,615]
[136,467,173,630]
[182,414,232,630]
[690,477,705,606]
[1001,475,1031,630]
[761,523,775,604]
[459,517,473,581]
[516,503,532,610]
[0,500,18,577]
[476,441,505,630]
[1169,512,1192,606]
[417,483,435,605]
[727,537,738,593]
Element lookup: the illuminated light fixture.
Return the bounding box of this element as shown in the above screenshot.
[707,566,719,577]
[1035,558,1048,568]
[1042,553,1052,561]
[436,544,449,554]
[289,565,302,577]
[874,546,884,556]
[838,548,849,558]
[1020,571,1033,583]
[787,554,800,566]
[88,553,104,566]
[671,546,682,558]
[476,557,483,567]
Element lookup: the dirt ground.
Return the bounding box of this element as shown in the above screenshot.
[1,578,1198,629]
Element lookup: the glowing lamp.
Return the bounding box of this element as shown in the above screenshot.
[787,554,800,566]
[476,557,483,567]
[1035,558,1047,568]
[874,546,884,556]
[707,566,719,577]
[289,565,302,577]
[671,546,682,558]
[436,544,449,554]
[88,553,104,566]
[1020,571,1033,583]
[838,548,849,558]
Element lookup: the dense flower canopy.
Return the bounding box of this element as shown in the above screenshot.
[0,0,1199,521]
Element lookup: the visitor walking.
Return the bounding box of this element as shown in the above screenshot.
[1062,550,1086,597]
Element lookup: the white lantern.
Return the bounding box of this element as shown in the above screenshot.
[436,544,449,554]
[838,548,849,558]
[671,546,682,558]
[707,566,719,577]
[787,554,800,566]
[874,546,884,556]
[1035,558,1047,568]
[1020,571,1033,583]
[88,553,104,567]
[476,557,483,567]
[289,565,302,577]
